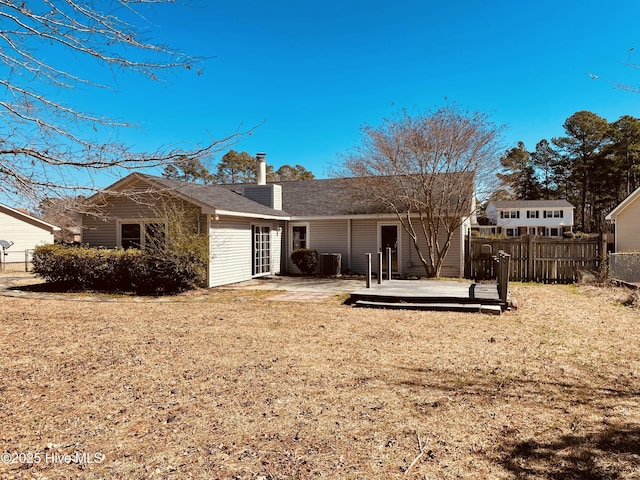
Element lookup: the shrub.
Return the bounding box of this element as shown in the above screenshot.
[32,244,205,295]
[290,248,318,275]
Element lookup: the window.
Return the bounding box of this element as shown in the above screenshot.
[543,210,563,218]
[548,227,560,237]
[526,210,539,219]
[121,223,141,249]
[119,221,165,250]
[145,223,166,250]
[292,225,307,250]
[502,210,519,219]
[505,228,518,237]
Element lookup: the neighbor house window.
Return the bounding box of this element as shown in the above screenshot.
[548,227,560,237]
[505,228,518,237]
[502,210,519,219]
[526,210,539,219]
[292,225,307,250]
[544,210,563,218]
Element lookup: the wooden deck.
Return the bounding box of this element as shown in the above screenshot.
[348,279,506,314]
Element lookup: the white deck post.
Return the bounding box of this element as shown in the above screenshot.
[365,253,372,288]
[377,252,383,285]
[386,247,392,281]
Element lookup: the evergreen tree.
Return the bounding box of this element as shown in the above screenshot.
[552,111,611,232]
[497,142,541,199]
[216,150,256,183]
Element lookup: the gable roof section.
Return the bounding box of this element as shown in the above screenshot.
[489,199,574,209]
[606,185,640,221]
[273,174,474,217]
[0,203,60,233]
[94,172,475,219]
[92,173,288,219]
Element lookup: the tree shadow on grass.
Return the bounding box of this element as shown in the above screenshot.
[499,424,640,480]
[392,366,640,479]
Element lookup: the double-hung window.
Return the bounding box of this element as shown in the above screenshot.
[119,221,165,250]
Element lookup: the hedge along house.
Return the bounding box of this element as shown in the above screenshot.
[82,155,474,287]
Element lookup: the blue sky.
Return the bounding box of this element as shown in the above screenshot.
[66,0,640,182]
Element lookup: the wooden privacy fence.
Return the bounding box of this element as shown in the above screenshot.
[465,235,602,283]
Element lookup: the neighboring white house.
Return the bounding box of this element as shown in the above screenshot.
[0,203,60,265]
[605,186,640,251]
[481,200,575,237]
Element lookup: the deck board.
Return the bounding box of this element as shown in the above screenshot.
[349,279,505,311]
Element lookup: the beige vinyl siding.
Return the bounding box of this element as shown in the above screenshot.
[0,210,55,263]
[350,219,379,274]
[286,219,349,273]
[209,216,252,287]
[209,216,282,287]
[401,221,463,277]
[271,221,285,275]
[82,183,163,247]
[83,187,207,247]
[616,199,640,251]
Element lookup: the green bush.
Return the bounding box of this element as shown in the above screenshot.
[32,244,206,295]
[290,248,318,275]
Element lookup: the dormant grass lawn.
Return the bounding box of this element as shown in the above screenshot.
[1,281,640,479]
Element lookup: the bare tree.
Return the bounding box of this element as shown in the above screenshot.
[339,106,502,277]
[0,0,244,205]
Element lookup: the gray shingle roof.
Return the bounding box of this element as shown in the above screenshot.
[138,174,288,217]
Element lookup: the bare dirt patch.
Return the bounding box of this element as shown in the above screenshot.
[1,283,640,479]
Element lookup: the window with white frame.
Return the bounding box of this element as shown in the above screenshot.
[291,225,308,250]
[526,210,539,219]
[500,210,520,219]
[119,221,165,250]
[544,210,563,218]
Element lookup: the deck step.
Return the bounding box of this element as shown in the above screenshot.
[354,300,502,315]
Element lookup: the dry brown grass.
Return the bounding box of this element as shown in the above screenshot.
[1,282,640,479]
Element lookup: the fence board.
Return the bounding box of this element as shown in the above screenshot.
[466,235,601,283]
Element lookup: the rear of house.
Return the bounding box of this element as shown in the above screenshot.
[82,157,474,287]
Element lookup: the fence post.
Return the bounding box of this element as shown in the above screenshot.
[527,234,534,281]
[365,253,372,288]
[499,251,510,304]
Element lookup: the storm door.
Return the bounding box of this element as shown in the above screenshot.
[379,224,399,274]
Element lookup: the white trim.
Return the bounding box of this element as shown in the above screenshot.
[214,209,289,220]
[0,203,61,232]
[251,222,273,277]
[377,221,402,275]
[606,185,640,221]
[116,218,163,248]
[289,222,310,251]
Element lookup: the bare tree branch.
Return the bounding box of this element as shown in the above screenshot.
[339,106,502,277]
[0,0,238,206]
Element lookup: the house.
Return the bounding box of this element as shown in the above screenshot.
[0,203,60,265]
[481,200,575,237]
[605,185,640,251]
[82,155,474,287]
